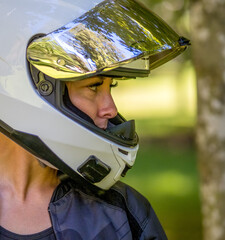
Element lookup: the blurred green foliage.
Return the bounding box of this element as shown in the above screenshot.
[113,59,196,137]
[115,1,202,239]
[139,0,190,37]
[122,139,202,240]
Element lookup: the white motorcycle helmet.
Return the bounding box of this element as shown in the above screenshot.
[0,0,190,190]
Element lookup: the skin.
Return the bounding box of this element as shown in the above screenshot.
[0,76,118,234]
[0,135,59,234]
[66,76,118,129]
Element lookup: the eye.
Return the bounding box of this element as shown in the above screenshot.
[88,81,103,92]
[88,85,97,91]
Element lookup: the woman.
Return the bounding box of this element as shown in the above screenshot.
[0,0,189,239]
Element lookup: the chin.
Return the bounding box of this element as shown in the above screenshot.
[95,121,107,130]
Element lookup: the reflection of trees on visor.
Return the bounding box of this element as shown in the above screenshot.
[27,0,189,79]
[79,0,177,52]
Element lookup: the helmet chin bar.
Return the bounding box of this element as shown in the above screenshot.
[0,118,134,188]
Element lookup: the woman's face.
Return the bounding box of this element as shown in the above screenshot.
[66,76,118,129]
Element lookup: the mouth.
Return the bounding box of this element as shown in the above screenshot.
[95,120,108,130]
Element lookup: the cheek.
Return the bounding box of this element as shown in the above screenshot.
[68,90,98,120]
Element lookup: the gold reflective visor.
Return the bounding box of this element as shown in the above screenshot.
[27,0,190,80]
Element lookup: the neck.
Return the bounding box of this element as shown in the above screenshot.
[0,134,59,201]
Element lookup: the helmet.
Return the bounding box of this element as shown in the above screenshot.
[0,0,190,190]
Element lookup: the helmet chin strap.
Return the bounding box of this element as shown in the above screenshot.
[63,86,136,141]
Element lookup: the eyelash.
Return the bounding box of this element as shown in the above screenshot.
[88,81,118,91]
[110,81,118,88]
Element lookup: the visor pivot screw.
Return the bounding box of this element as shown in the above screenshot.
[39,81,53,96]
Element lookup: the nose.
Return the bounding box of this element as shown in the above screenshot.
[98,92,118,120]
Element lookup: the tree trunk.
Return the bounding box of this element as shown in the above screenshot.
[190,0,225,239]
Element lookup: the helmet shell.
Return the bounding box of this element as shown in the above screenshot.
[0,0,138,190]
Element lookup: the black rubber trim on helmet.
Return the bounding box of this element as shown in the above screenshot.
[99,67,150,78]
[0,119,101,192]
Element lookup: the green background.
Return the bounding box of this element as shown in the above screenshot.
[112,1,202,238]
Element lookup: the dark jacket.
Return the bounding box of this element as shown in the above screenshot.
[48,178,167,240]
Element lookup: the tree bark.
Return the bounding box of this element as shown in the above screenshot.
[190,0,225,239]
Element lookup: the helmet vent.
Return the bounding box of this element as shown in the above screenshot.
[118,149,129,156]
